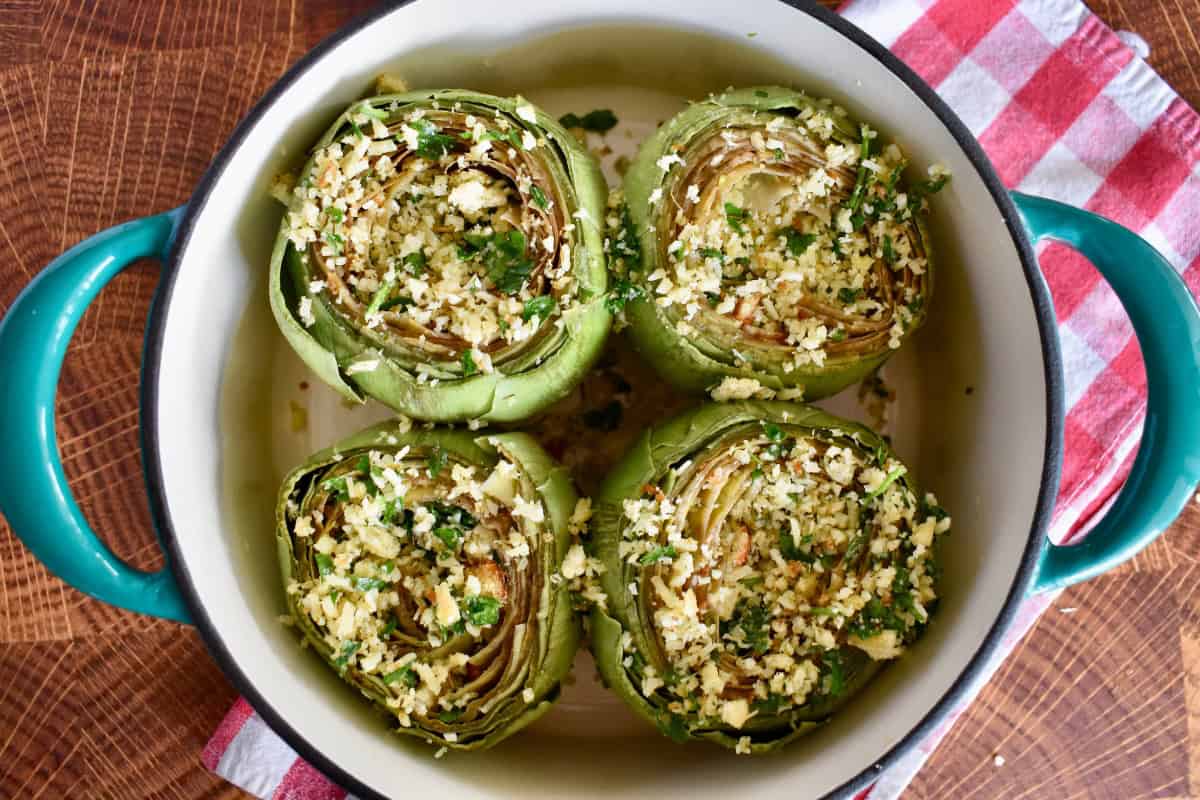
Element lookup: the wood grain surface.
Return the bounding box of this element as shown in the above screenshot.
[0,2,1195,798]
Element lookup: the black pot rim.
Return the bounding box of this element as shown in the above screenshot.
[140,2,1065,799]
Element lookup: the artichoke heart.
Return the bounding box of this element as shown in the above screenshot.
[270,90,611,422]
[620,86,947,400]
[588,401,951,753]
[277,421,581,751]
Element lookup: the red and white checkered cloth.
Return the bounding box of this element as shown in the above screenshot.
[202,1,1200,797]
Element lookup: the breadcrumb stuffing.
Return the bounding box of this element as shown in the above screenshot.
[284,441,553,741]
[618,420,950,728]
[638,93,948,377]
[283,99,582,372]
[709,376,776,402]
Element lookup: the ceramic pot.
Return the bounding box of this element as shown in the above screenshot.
[1,2,1197,798]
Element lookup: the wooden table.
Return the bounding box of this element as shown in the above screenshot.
[0,1,1195,797]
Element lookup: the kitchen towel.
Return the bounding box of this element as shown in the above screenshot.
[203,0,1200,797]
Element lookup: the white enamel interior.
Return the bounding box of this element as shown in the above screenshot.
[154,1,1050,797]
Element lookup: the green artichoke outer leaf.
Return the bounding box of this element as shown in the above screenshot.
[269,89,611,422]
[588,400,947,752]
[277,420,582,751]
[621,86,938,400]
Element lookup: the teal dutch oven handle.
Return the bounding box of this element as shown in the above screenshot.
[0,209,191,623]
[1013,192,1200,593]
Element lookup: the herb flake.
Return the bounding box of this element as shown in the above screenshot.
[463,595,502,626]
[558,109,618,133]
[639,545,678,565]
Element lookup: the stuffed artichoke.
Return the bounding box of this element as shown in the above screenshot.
[620,87,946,401]
[589,401,951,753]
[278,421,582,750]
[270,90,610,422]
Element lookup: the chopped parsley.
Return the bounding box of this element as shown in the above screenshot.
[698,247,724,262]
[530,184,549,209]
[892,566,923,620]
[320,476,349,501]
[433,526,462,550]
[882,234,895,265]
[753,693,787,715]
[383,665,418,687]
[522,294,556,321]
[760,422,792,460]
[333,641,360,670]
[323,230,344,256]
[480,128,522,148]
[379,294,415,311]
[609,202,641,266]
[463,229,533,295]
[778,530,814,562]
[837,287,861,304]
[354,455,381,495]
[605,278,646,313]
[829,329,848,342]
[726,601,771,655]
[919,496,949,522]
[440,620,466,638]
[822,650,846,696]
[463,595,502,626]
[724,202,749,234]
[460,349,478,377]
[779,228,816,257]
[558,109,618,133]
[909,173,950,207]
[314,553,335,576]
[353,576,388,592]
[843,505,874,565]
[426,501,478,530]
[379,496,403,527]
[411,119,458,160]
[847,597,907,639]
[402,250,427,276]
[482,230,535,296]
[326,206,344,224]
[639,545,678,565]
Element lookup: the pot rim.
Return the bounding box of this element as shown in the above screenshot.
[140,2,1065,797]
